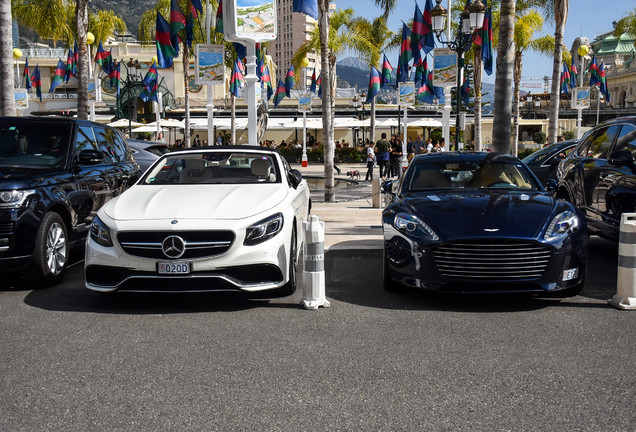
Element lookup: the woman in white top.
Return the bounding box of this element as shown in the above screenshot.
[365,141,376,181]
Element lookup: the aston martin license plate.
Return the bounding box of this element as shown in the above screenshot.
[157,262,191,274]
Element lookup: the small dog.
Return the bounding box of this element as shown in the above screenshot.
[347,170,361,180]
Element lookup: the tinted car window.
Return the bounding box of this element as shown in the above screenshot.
[586,126,620,159]
[108,129,130,162]
[0,120,71,168]
[76,125,98,153]
[94,127,116,163]
[614,124,636,157]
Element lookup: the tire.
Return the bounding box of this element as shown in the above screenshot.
[26,212,68,287]
[279,227,298,296]
[383,247,400,292]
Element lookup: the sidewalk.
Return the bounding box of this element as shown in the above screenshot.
[295,162,384,251]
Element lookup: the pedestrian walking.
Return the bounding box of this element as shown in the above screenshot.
[390,138,403,178]
[365,140,375,181]
[374,133,391,178]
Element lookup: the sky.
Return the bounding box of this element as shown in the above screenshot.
[334,0,631,91]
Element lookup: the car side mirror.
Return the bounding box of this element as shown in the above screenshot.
[608,150,635,166]
[545,179,558,192]
[78,149,104,165]
[380,180,395,195]
[288,169,303,189]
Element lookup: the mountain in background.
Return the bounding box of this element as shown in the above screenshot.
[92,0,156,38]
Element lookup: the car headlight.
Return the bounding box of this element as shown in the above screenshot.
[244,213,284,245]
[544,210,579,240]
[0,189,36,209]
[394,212,439,241]
[89,215,113,247]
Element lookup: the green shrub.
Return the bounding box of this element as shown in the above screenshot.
[563,130,576,140]
[533,131,546,145]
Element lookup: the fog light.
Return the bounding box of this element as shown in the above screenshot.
[562,268,579,281]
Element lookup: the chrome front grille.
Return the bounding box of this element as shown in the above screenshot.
[432,240,552,280]
[117,231,235,260]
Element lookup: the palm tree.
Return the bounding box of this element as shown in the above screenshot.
[512,8,553,156]
[372,0,397,20]
[492,0,515,153]
[349,17,396,143]
[292,8,363,202]
[12,0,125,120]
[531,0,568,145]
[140,0,212,147]
[1,0,14,115]
[615,8,636,41]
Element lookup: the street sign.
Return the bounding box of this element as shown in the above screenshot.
[398,82,415,106]
[433,48,457,88]
[195,44,225,86]
[222,0,277,43]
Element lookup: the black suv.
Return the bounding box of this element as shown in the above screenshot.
[556,116,636,241]
[0,117,140,285]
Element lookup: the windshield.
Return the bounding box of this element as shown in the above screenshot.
[143,151,280,185]
[0,120,71,168]
[522,143,573,165]
[406,159,541,192]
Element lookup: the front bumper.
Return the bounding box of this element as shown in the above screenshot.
[383,230,588,294]
[85,217,292,293]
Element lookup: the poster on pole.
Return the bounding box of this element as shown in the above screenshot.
[14,89,28,110]
[195,44,225,85]
[298,94,312,112]
[574,87,590,109]
[433,48,457,88]
[398,82,415,106]
[222,0,277,43]
[87,82,96,103]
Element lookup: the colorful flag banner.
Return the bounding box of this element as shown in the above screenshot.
[588,54,600,87]
[599,61,610,102]
[185,0,197,48]
[414,59,424,88]
[139,63,159,103]
[411,4,426,62]
[262,65,273,100]
[229,60,244,97]
[108,60,121,97]
[31,65,41,102]
[65,47,75,83]
[94,41,113,74]
[570,62,577,89]
[156,11,177,68]
[191,0,203,14]
[366,67,381,103]
[381,54,393,87]
[421,0,435,55]
[49,59,66,93]
[23,58,31,90]
[398,23,413,82]
[170,0,186,54]
[310,67,317,93]
[460,74,470,104]
[480,7,493,76]
[316,73,322,98]
[292,0,318,20]
[285,64,295,97]
[560,61,570,96]
[215,0,224,34]
[273,78,286,107]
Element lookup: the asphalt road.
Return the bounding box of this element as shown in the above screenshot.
[1,237,635,431]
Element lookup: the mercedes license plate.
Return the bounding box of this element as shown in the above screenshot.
[157,262,191,274]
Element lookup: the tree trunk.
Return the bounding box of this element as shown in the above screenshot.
[182,45,191,147]
[75,0,89,120]
[0,0,15,116]
[231,94,236,145]
[472,47,483,151]
[513,51,522,157]
[548,0,568,145]
[370,98,376,143]
[319,0,334,202]
[492,0,515,154]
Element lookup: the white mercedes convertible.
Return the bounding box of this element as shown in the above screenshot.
[85,146,311,295]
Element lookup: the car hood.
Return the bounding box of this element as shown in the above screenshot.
[403,190,556,239]
[0,166,69,189]
[103,184,288,221]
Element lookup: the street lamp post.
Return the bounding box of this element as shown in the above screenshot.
[430,0,485,151]
[123,58,141,137]
[352,95,360,143]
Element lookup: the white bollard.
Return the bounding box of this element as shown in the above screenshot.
[300,215,330,310]
[609,213,636,310]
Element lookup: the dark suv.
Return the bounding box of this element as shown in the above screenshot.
[556,116,636,241]
[0,117,140,286]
